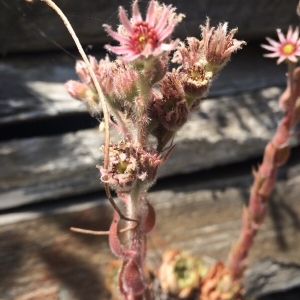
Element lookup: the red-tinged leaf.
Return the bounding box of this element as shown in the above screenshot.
[123,259,146,295]
[142,200,156,234]
[109,211,136,259]
[274,144,290,167]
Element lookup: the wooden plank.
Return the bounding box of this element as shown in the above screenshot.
[0,157,300,299]
[1,0,299,54]
[2,85,300,210]
[0,45,286,125]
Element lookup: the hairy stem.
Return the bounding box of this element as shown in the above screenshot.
[136,71,151,148]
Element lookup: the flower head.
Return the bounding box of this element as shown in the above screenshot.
[200,19,245,71]
[150,71,189,132]
[261,26,300,64]
[103,0,181,61]
[173,38,213,99]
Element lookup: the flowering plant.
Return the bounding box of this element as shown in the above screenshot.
[25,0,300,299]
[64,1,245,298]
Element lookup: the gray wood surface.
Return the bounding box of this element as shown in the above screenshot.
[0,46,286,125]
[1,45,298,210]
[2,85,300,210]
[1,0,299,54]
[1,156,300,299]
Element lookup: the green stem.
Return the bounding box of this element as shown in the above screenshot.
[136,72,151,147]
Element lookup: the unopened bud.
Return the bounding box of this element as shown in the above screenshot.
[65,80,88,99]
[200,19,245,73]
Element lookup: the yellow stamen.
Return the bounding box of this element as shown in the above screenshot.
[139,35,146,43]
[282,43,295,55]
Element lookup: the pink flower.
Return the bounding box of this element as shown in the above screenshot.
[261,26,300,64]
[103,0,180,61]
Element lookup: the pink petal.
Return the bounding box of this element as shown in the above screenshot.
[277,56,286,64]
[160,40,178,51]
[119,6,134,35]
[105,45,133,55]
[103,24,131,44]
[261,44,278,52]
[266,37,280,48]
[223,42,244,56]
[277,30,286,44]
[291,27,299,43]
[132,0,142,23]
[140,43,153,58]
[122,52,141,61]
[146,0,155,27]
[288,55,298,63]
[221,22,228,34]
[286,26,293,41]
[155,5,171,36]
[264,53,280,58]
[157,23,174,41]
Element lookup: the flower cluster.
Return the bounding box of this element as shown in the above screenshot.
[98,141,164,192]
[66,1,244,299]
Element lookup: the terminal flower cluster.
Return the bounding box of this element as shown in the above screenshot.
[66,0,245,299]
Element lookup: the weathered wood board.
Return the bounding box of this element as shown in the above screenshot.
[1,45,297,210]
[0,45,286,125]
[1,0,299,54]
[2,86,300,210]
[0,154,300,299]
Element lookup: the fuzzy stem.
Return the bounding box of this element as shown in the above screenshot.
[136,68,152,148]
[128,207,146,275]
[111,109,133,141]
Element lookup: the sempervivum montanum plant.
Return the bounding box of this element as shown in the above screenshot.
[67,1,245,299]
[25,0,245,299]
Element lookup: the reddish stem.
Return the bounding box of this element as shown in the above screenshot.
[228,64,300,280]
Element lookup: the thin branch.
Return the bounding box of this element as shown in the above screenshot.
[37,0,110,169]
[70,223,137,235]
[32,0,138,223]
[70,227,110,235]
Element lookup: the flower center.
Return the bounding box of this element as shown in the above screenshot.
[132,21,157,52]
[282,43,295,55]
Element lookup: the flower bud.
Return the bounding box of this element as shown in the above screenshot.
[99,141,138,192]
[150,72,189,132]
[65,80,88,99]
[200,19,246,73]
[150,54,168,84]
[112,60,138,102]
